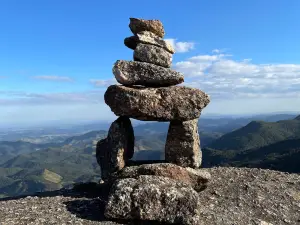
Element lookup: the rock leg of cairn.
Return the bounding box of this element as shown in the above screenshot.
[96,116,134,181]
[165,119,202,168]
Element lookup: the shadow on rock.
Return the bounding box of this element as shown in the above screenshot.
[64,199,109,222]
[64,199,170,225]
[0,182,111,202]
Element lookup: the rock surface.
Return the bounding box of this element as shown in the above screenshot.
[134,43,172,68]
[124,31,175,54]
[113,60,184,87]
[104,175,202,225]
[96,116,134,180]
[111,163,210,192]
[104,85,210,121]
[165,119,202,168]
[1,167,299,225]
[96,139,110,180]
[129,18,165,38]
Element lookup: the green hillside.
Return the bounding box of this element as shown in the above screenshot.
[208,117,300,150]
[203,138,300,173]
[0,131,168,198]
[1,115,299,199]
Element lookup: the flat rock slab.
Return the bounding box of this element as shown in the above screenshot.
[112,163,211,192]
[104,175,202,225]
[134,43,172,68]
[125,31,175,54]
[104,85,210,121]
[165,119,202,168]
[113,60,183,87]
[96,116,134,181]
[129,18,165,38]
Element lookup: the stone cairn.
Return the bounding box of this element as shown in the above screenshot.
[96,18,211,225]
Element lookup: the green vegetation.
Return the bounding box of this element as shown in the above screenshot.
[208,118,300,150]
[1,115,299,198]
[42,169,62,183]
[203,138,300,173]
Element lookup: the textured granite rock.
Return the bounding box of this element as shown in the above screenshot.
[129,18,165,38]
[134,43,172,68]
[96,116,134,181]
[112,163,211,192]
[165,119,202,168]
[113,60,183,87]
[104,85,210,121]
[104,175,202,225]
[2,168,300,225]
[124,31,175,53]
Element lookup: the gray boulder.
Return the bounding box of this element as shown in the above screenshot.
[113,60,184,87]
[104,85,210,121]
[112,163,211,192]
[134,43,172,68]
[96,116,134,181]
[104,175,202,225]
[165,119,202,168]
[129,18,165,38]
[124,31,175,54]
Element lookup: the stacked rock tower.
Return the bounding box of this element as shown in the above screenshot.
[96,18,211,225]
[97,18,210,181]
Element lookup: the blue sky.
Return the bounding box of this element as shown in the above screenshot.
[1,0,300,126]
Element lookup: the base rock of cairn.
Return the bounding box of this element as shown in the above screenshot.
[104,175,202,225]
[110,163,211,192]
[96,17,211,224]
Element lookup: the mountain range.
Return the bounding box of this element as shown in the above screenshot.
[0,113,299,198]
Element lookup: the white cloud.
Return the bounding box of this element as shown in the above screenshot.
[2,50,300,125]
[89,78,117,87]
[165,39,195,53]
[32,75,74,82]
[174,52,300,100]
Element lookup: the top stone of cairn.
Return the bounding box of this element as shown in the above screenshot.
[129,18,165,38]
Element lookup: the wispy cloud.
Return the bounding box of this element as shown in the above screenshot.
[89,78,117,87]
[165,39,195,53]
[0,90,105,105]
[32,75,74,82]
[174,51,300,100]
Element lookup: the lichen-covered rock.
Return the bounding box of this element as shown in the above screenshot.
[124,31,175,53]
[104,175,202,225]
[129,18,165,38]
[104,85,210,121]
[165,119,202,168]
[113,60,183,87]
[96,116,134,181]
[112,163,211,192]
[134,43,172,68]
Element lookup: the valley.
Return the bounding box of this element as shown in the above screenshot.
[0,113,299,198]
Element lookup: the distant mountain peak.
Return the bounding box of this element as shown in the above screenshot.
[294,115,300,120]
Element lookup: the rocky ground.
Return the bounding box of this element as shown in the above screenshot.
[0,167,299,225]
